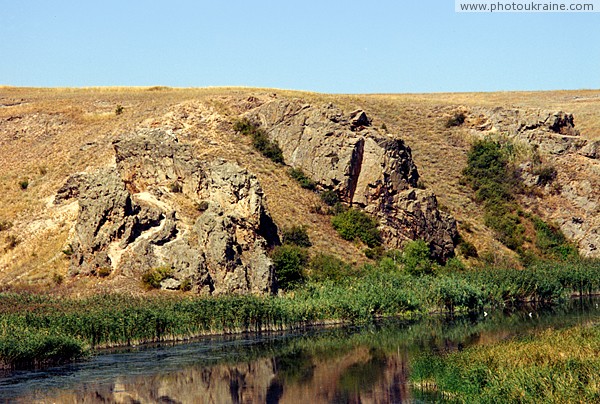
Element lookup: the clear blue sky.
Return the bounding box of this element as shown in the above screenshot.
[1,0,598,93]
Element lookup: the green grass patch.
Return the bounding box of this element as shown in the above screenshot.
[410,323,600,403]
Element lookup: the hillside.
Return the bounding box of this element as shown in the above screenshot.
[0,87,599,294]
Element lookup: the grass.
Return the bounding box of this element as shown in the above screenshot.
[410,323,600,403]
[1,258,599,368]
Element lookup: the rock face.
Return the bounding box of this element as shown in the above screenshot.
[246,100,457,261]
[470,108,587,155]
[56,130,279,294]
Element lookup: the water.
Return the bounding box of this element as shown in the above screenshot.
[1,298,598,403]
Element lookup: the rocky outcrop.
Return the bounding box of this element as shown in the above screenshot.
[579,140,600,159]
[55,129,279,295]
[246,100,457,261]
[469,107,600,258]
[469,108,587,155]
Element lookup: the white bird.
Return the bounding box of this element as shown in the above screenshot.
[483,311,488,317]
[528,312,533,318]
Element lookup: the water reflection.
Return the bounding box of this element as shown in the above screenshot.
[3,298,599,403]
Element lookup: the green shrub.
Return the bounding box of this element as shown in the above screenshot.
[288,168,316,190]
[533,217,578,261]
[462,140,529,250]
[458,240,478,259]
[445,257,466,272]
[282,226,312,247]
[142,266,173,289]
[309,253,352,282]
[462,140,512,200]
[19,179,29,190]
[329,202,348,216]
[331,208,381,248]
[115,104,124,115]
[233,118,256,134]
[364,246,385,260]
[320,190,339,206]
[402,239,434,276]
[179,278,192,292]
[234,118,284,164]
[484,210,524,250]
[272,244,308,290]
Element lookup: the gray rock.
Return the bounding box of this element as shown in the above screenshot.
[59,130,279,294]
[472,108,586,155]
[246,100,457,261]
[579,140,600,159]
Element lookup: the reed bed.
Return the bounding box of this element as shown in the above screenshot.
[1,259,599,368]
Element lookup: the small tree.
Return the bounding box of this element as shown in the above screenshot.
[282,225,312,247]
[320,190,339,206]
[403,239,434,276]
[272,244,308,290]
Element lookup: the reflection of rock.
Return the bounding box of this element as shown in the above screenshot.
[246,100,457,261]
[29,346,410,404]
[56,130,279,294]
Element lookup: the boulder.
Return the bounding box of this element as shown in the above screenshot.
[579,140,600,159]
[246,100,457,262]
[56,130,279,295]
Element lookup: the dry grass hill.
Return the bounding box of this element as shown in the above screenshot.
[1,86,599,295]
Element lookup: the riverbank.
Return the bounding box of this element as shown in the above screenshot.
[3,298,599,403]
[1,260,599,369]
[410,320,600,403]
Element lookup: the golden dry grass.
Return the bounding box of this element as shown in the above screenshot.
[1,87,599,293]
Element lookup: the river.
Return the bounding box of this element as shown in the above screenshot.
[1,298,598,403]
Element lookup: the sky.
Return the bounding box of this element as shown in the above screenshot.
[1,0,599,93]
